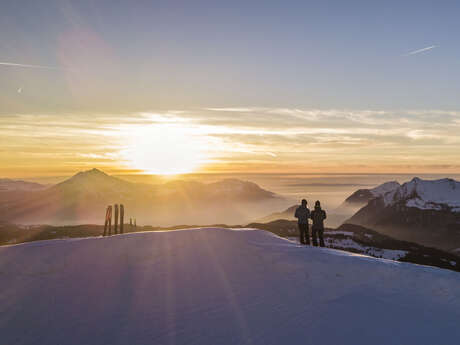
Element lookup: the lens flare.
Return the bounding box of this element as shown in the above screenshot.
[120,124,210,175]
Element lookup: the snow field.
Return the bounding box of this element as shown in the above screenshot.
[1,228,460,345]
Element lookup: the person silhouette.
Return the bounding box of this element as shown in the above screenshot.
[294,199,310,245]
[310,200,327,247]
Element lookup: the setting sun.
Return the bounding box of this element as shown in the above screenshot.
[3,2,460,344]
[120,124,210,175]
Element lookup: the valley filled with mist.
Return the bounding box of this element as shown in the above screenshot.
[17,171,460,223]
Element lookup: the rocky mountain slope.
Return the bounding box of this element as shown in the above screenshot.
[347,177,460,251]
[336,181,400,214]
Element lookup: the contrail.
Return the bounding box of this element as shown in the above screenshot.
[403,45,437,56]
[0,61,62,70]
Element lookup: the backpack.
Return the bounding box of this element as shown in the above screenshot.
[312,209,325,226]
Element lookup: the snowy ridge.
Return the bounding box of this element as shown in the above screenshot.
[325,237,408,260]
[1,228,460,345]
[340,181,400,208]
[383,177,460,212]
[288,235,408,260]
[370,181,400,197]
[289,228,410,261]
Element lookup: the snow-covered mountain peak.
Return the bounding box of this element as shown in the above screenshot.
[341,181,401,207]
[383,177,460,212]
[370,181,400,196]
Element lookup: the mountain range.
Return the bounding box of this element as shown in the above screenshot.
[3,170,460,253]
[347,177,460,251]
[254,177,460,252]
[3,173,460,271]
[0,178,47,192]
[335,181,400,215]
[255,181,402,227]
[0,168,285,226]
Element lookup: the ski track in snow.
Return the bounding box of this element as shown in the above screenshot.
[1,228,460,345]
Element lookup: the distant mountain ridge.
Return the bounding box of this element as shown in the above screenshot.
[382,177,460,212]
[254,178,460,251]
[342,181,400,206]
[0,168,283,226]
[255,181,402,227]
[347,177,460,251]
[255,205,298,223]
[0,178,47,192]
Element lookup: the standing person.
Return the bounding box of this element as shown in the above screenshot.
[310,200,327,247]
[294,199,310,245]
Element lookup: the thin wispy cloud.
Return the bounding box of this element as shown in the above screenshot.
[0,61,62,70]
[403,45,438,56]
[2,108,460,175]
[205,107,258,112]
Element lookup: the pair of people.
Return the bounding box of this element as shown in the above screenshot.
[294,199,326,247]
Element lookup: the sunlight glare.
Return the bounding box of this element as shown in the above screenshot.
[121,124,210,175]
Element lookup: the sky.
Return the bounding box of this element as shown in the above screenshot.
[1,0,460,177]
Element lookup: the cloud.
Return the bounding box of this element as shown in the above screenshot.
[205,107,259,112]
[2,108,460,175]
[403,45,437,56]
[287,183,373,187]
[0,61,64,70]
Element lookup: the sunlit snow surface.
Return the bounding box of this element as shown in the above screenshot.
[370,181,400,197]
[383,177,460,212]
[288,232,408,260]
[1,228,460,345]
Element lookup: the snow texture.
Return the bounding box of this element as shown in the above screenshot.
[326,230,355,236]
[383,177,460,212]
[288,236,408,260]
[325,238,408,260]
[370,181,400,197]
[1,228,460,345]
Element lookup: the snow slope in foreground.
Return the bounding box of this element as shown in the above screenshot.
[1,228,460,345]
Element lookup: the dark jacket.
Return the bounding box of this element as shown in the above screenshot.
[295,205,310,225]
[310,208,326,228]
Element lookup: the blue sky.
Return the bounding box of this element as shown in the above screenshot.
[1,1,460,176]
[1,0,459,112]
